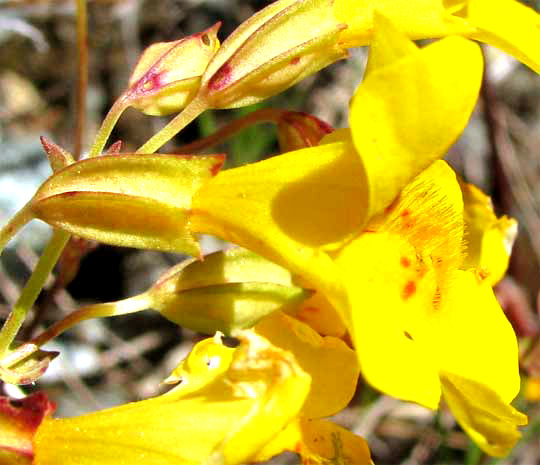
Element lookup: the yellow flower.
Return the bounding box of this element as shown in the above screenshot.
[33,332,312,465]
[167,316,370,465]
[188,16,526,456]
[335,160,526,456]
[33,326,370,465]
[189,13,482,301]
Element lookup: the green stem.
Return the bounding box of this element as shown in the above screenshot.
[74,0,88,160]
[176,108,287,153]
[2,293,153,368]
[0,230,70,358]
[136,97,207,154]
[88,96,130,157]
[0,202,34,255]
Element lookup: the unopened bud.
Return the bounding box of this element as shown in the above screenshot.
[0,346,59,385]
[29,154,224,256]
[277,111,333,152]
[149,247,311,334]
[126,23,221,116]
[199,0,347,109]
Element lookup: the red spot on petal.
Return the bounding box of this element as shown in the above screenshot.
[401,209,411,218]
[290,56,301,65]
[400,256,411,268]
[294,441,302,452]
[402,281,416,300]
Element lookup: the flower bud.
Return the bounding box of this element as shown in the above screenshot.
[199,0,347,109]
[126,23,220,116]
[29,154,224,256]
[148,247,311,334]
[0,346,58,385]
[276,111,333,152]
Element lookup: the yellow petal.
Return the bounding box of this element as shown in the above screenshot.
[333,0,474,47]
[255,418,373,465]
[365,11,419,76]
[255,312,359,418]
[377,160,465,292]
[34,332,310,465]
[350,35,482,222]
[164,333,234,391]
[214,331,311,465]
[440,372,527,457]
[466,0,540,74]
[190,142,363,312]
[433,270,521,404]
[335,231,441,409]
[334,161,466,409]
[460,181,517,285]
[295,291,347,338]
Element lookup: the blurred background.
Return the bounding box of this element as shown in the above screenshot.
[1,1,540,464]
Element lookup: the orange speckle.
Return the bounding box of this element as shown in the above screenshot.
[290,56,300,65]
[400,209,411,218]
[476,268,490,282]
[402,281,416,300]
[294,442,302,453]
[400,256,411,268]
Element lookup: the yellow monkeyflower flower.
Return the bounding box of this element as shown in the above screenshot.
[33,331,311,465]
[188,17,526,456]
[335,160,526,456]
[189,13,482,306]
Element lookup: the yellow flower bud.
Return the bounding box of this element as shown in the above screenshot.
[126,23,220,116]
[199,0,347,109]
[29,154,224,256]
